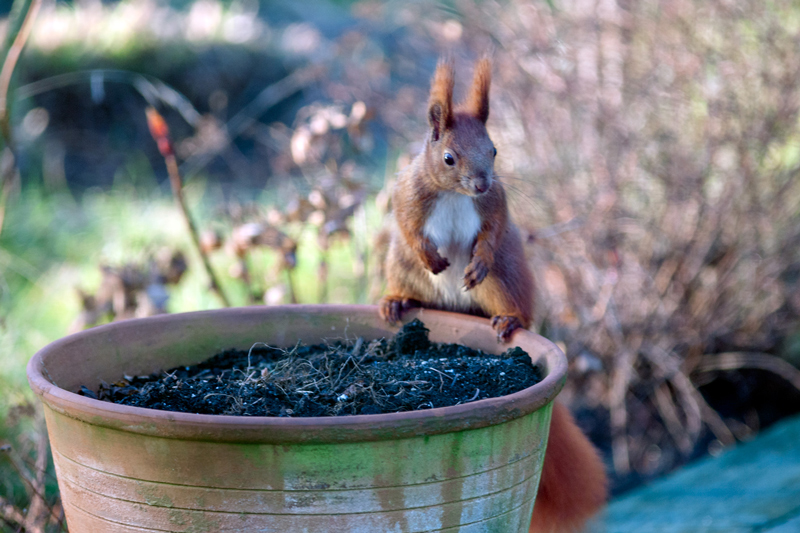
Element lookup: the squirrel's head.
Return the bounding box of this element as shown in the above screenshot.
[425,58,496,197]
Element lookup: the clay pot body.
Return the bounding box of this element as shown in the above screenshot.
[28,305,566,532]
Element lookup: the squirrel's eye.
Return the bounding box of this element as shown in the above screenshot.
[493,147,497,158]
[443,152,455,166]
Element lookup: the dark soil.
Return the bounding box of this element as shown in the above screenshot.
[79,319,543,417]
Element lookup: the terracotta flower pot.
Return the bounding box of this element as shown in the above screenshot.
[28,305,566,532]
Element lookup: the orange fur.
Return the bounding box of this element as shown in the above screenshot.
[428,58,455,139]
[464,57,491,123]
[380,60,608,531]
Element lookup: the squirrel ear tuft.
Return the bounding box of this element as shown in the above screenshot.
[466,57,491,124]
[428,58,454,141]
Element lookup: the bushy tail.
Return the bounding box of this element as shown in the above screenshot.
[530,402,608,533]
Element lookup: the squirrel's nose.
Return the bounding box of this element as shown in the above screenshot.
[473,174,491,194]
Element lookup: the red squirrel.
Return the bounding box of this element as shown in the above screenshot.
[379,58,608,532]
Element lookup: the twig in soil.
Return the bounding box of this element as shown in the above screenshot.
[391,380,429,387]
[203,392,232,402]
[466,388,481,403]
[351,337,364,358]
[429,368,446,392]
[145,106,231,307]
[332,354,363,389]
[428,366,457,383]
[429,367,456,392]
[247,342,273,372]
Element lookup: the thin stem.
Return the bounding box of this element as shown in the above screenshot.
[694,352,800,392]
[0,0,43,238]
[286,267,298,304]
[0,0,42,144]
[164,154,231,307]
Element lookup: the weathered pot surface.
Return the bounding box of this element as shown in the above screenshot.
[28,305,567,532]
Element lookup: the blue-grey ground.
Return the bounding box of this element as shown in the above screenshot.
[591,414,800,532]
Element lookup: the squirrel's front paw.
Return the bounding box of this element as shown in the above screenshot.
[424,253,450,275]
[379,296,420,323]
[463,258,490,290]
[491,315,524,342]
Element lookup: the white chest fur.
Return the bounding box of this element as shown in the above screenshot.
[422,192,482,310]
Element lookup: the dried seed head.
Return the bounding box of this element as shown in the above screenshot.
[145,107,174,157]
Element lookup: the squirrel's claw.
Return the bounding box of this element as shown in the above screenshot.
[491,315,524,342]
[379,297,420,324]
[463,258,490,290]
[379,298,403,323]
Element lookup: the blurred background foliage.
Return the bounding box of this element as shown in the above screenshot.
[2,0,800,530]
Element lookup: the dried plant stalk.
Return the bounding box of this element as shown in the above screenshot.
[0,0,43,237]
[146,107,231,307]
[694,352,800,392]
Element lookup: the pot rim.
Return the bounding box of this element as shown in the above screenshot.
[27,305,567,444]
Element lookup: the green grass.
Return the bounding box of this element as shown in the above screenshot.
[1,187,185,412]
[0,182,383,417]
